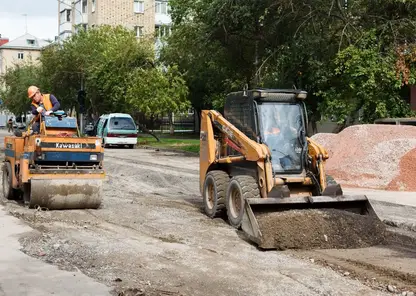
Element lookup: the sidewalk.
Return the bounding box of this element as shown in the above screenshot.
[344,188,416,231]
[0,206,111,296]
[344,188,416,207]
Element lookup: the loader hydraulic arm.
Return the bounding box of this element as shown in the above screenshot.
[200,110,273,196]
[206,110,267,161]
[307,137,330,191]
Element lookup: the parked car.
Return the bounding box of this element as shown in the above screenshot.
[96,113,138,148]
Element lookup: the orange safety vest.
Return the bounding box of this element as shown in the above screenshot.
[265,127,280,135]
[31,94,52,111]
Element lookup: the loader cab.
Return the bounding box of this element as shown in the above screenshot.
[224,89,308,175]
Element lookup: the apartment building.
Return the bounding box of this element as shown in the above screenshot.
[0,33,50,75]
[58,0,157,41]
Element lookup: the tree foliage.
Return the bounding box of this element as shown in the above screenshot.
[0,61,42,116]
[40,25,190,118]
[161,0,416,128]
[1,25,190,121]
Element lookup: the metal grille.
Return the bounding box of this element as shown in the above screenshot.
[224,95,258,141]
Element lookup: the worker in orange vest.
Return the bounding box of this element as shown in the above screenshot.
[28,85,61,133]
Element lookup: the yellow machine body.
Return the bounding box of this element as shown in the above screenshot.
[199,89,380,249]
[3,112,105,210]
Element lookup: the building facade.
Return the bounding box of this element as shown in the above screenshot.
[58,0,157,41]
[0,33,50,76]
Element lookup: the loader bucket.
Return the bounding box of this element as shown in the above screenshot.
[241,195,385,250]
[27,178,103,210]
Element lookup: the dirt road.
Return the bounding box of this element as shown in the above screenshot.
[1,135,415,295]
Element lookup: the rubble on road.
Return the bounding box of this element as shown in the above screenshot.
[311,124,416,191]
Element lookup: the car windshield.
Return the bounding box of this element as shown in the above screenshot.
[109,117,136,130]
[258,103,305,174]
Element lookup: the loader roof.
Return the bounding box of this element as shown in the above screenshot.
[227,88,308,103]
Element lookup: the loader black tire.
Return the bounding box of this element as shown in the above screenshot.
[2,162,19,200]
[226,175,260,229]
[203,170,229,218]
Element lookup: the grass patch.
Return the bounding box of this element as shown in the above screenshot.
[137,134,200,153]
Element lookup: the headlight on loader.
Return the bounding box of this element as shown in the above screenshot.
[90,154,98,161]
[35,138,41,146]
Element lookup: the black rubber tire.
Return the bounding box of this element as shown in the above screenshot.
[225,175,260,229]
[2,162,19,200]
[128,144,135,149]
[202,170,229,218]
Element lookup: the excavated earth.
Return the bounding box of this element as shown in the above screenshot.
[256,209,387,250]
[0,142,415,295]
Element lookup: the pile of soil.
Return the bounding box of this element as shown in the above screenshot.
[311,124,416,190]
[256,209,386,250]
[387,148,416,191]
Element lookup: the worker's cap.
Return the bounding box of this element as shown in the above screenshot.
[28,85,40,99]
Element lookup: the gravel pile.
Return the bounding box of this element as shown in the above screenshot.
[311,124,416,191]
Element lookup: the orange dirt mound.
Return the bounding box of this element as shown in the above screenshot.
[311,124,416,191]
[386,148,416,191]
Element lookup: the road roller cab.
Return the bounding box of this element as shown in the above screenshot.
[2,111,105,210]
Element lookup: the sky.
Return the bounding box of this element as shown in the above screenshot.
[0,0,58,41]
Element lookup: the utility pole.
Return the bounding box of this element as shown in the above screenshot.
[80,76,84,135]
[22,14,28,33]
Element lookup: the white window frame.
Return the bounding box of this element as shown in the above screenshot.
[92,0,96,13]
[135,26,144,38]
[59,11,66,24]
[18,52,24,60]
[155,1,167,14]
[134,0,144,13]
[82,0,88,13]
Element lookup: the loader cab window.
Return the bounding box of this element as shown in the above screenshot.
[258,103,306,174]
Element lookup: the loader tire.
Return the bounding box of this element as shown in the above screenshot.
[203,170,229,218]
[226,175,260,229]
[2,162,19,200]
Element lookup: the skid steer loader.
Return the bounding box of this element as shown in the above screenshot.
[2,110,105,210]
[200,88,382,249]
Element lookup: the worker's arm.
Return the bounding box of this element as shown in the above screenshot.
[31,105,39,116]
[49,95,61,112]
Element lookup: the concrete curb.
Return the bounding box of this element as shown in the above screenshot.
[383,219,416,232]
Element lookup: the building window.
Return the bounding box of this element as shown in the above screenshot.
[18,53,24,60]
[155,1,167,14]
[155,25,170,38]
[92,0,96,12]
[135,26,144,37]
[134,0,144,13]
[82,0,88,13]
[60,10,66,24]
[27,39,35,45]
[66,9,71,22]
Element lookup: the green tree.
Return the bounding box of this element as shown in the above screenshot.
[40,25,189,121]
[0,61,42,116]
[162,0,416,131]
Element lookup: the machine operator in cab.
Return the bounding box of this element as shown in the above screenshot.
[28,85,61,134]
